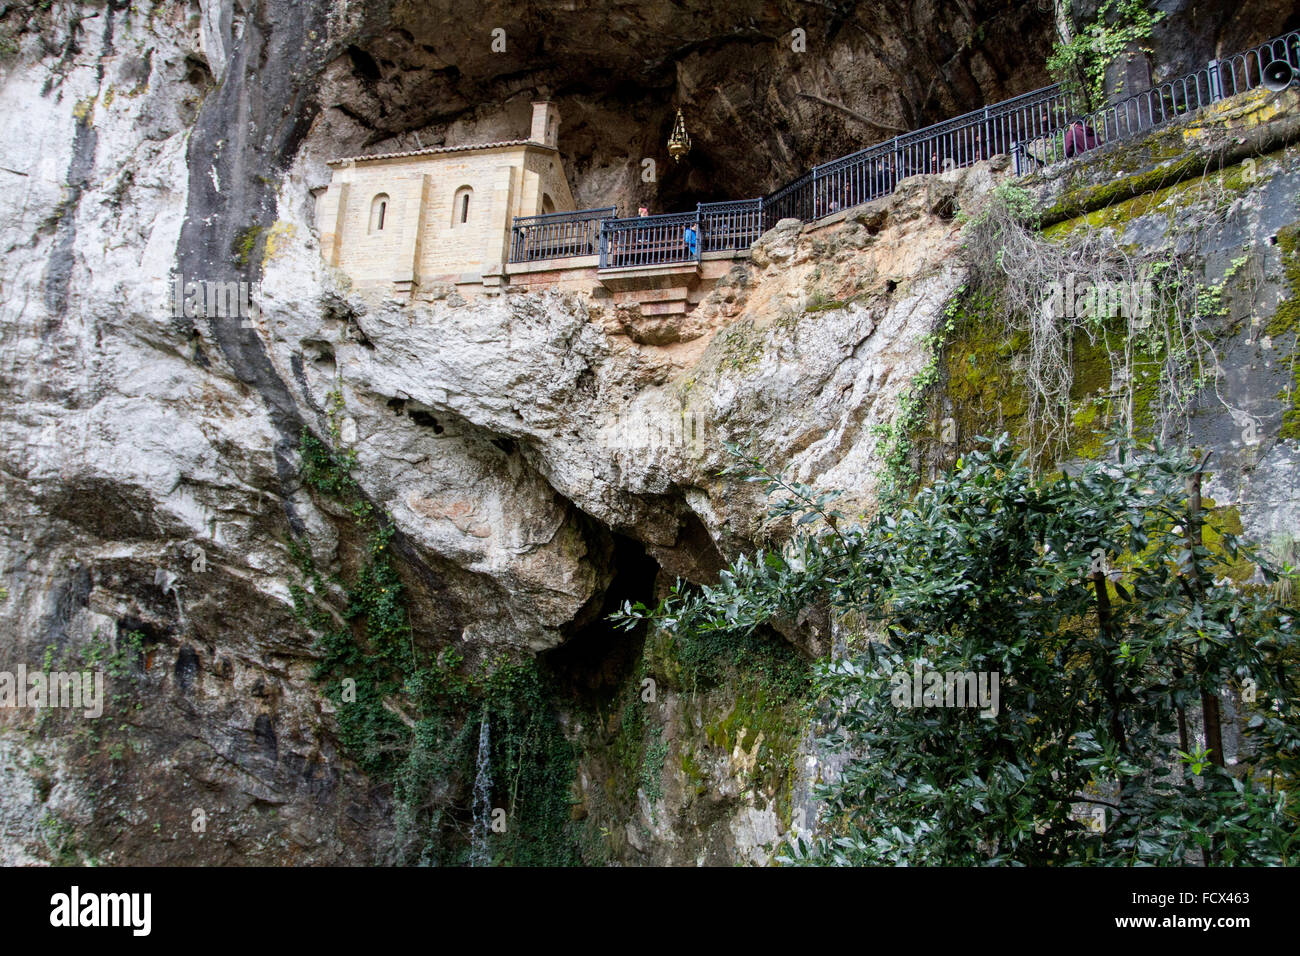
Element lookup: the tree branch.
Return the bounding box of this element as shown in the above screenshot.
[796,92,908,133]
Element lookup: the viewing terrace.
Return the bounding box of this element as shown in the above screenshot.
[503,30,1299,316]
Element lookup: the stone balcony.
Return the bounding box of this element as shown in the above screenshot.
[501,250,744,314]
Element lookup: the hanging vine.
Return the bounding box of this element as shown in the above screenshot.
[957,176,1238,469]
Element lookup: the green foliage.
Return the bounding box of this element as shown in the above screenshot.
[292,419,581,865]
[623,438,1300,865]
[1047,0,1166,110]
[31,629,143,760]
[963,183,1039,234]
[1268,224,1300,440]
[476,658,581,866]
[38,813,79,866]
[960,162,1233,467]
[299,431,359,500]
[805,289,847,313]
[104,630,145,679]
[613,512,816,832]
[993,183,1039,227]
[231,226,263,268]
[649,611,812,702]
[640,725,668,805]
[1192,255,1249,319]
[869,292,962,501]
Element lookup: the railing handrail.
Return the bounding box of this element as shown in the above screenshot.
[603,210,700,230]
[512,205,617,228]
[772,30,1296,203]
[598,209,702,269]
[697,198,763,211]
[511,29,1298,267]
[764,172,813,206]
[508,206,617,264]
[803,86,1075,180]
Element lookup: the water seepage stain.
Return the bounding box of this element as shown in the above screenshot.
[41,3,123,329]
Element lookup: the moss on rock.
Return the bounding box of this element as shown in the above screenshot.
[1043,156,1261,241]
[941,294,1031,450]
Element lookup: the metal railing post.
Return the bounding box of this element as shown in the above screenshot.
[1207,58,1223,102]
[507,31,1296,267]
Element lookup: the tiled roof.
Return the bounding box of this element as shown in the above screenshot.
[327,139,553,166]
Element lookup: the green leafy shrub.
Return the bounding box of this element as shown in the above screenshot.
[1047,0,1165,110]
[623,437,1300,865]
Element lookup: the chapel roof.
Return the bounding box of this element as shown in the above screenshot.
[327,138,554,166]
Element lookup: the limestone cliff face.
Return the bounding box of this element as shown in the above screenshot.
[0,0,1297,865]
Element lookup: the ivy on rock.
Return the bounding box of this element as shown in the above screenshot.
[291,427,582,865]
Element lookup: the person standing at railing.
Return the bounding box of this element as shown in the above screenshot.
[830,181,853,212]
[624,207,648,267]
[683,222,700,258]
[1063,118,1099,157]
[874,154,897,197]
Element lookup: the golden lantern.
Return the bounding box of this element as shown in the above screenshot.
[667,108,691,163]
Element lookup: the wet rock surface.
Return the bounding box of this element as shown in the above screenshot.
[0,1,1296,864]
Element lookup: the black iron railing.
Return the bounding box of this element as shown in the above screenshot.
[507,30,1299,267]
[761,83,1078,228]
[599,211,703,269]
[508,201,759,266]
[699,199,765,252]
[509,206,616,263]
[765,30,1298,225]
[1022,30,1300,169]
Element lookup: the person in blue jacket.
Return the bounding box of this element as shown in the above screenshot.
[683,222,700,257]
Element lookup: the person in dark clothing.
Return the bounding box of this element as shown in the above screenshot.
[875,155,897,196]
[1063,119,1099,157]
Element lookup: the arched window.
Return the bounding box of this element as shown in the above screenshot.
[452,185,473,226]
[541,193,556,215]
[369,193,389,234]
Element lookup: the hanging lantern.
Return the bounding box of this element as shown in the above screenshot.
[667,108,691,163]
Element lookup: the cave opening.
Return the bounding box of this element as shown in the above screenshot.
[322,5,1075,238]
[345,45,383,82]
[542,532,660,706]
